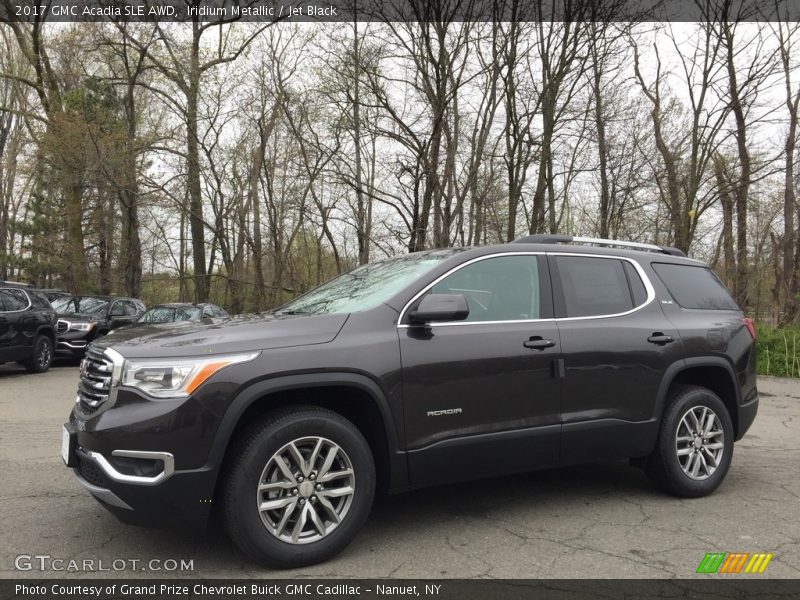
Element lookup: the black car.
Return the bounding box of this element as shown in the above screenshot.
[0,284,57,373]
[109,303,229,335]
[41,289,71,303]
[52,295,146,358]
[63,236,758,567]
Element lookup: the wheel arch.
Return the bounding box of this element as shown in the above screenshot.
[35,324,55,344]
[207,373,407,496]
[655,357,742,437]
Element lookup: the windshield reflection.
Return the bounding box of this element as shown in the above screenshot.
[275,250,463,316]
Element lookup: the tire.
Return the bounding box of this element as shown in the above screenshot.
[222,406,375,568]
[646,385,734,498]
[24,335,53,374]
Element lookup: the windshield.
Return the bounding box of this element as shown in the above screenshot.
[138,306,200,323]
[275,250,462,316]
[52,296,109,315]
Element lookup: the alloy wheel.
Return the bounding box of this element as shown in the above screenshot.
[37,341,51,369]
[675,406,725,480]
[256,436,355,544]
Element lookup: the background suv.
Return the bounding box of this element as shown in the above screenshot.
[53,295,146,358]
[63,236,758,567]
[0,283,57,373]
[108,302,229,336]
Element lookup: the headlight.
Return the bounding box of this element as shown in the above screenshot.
[69,322,95,332]
[120,352,259,399]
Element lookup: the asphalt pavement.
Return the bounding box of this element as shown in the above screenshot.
[1,361,798,578]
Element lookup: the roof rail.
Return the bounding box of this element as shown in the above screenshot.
[0,280,32,287]
[512,234,686,257]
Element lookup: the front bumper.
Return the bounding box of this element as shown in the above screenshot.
[56,338,90,357]
[70,444,216,528]
[65,384,231,529]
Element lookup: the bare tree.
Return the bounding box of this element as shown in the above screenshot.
[118,19,272,301]
[772,15,800,320]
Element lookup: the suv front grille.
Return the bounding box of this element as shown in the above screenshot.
[57,319,68,334]
[78,348,113,412]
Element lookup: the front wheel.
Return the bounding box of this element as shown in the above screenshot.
[646,385,734,498]
[24,335,53,373]
[222,406,375,568]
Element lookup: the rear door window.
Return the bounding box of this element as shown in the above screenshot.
[555,256,636,318]
[652,263,738,310]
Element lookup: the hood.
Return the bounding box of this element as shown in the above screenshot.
[105,320,194,340]
[57,313,100,322]
[91,312,349,359]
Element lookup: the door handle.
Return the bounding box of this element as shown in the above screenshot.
[523,336,556,350]
[647,333,674,345]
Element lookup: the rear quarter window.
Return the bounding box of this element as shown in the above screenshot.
[0,288,29,311]
[652,263,738,310]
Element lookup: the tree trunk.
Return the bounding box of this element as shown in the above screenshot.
[782,89,799,321]
[352,20,369,265]
[186,26,208,301]
[119,78,142,297]
[62,164,87,293]
[593,58,611,238]
[715,156,736,288]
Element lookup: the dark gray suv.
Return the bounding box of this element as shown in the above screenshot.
[62,236,758,567]
[0,283,57,373]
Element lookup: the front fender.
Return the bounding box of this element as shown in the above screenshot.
[204,372,408,489]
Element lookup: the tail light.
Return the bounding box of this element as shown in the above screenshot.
[742,317,756,340]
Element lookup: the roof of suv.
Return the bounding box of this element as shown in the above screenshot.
[495,235,706,266]
[0,280,32,288]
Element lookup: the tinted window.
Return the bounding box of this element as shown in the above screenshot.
[556,256,633,317]
[123,301,139,316]
[623,262,648,306]
[138,306,200,323]
[52,296,109,314]
[208,304,228,319]
[29,291,52,309]
[652,263,738,310]
[429,255,541,322]
[0,288,28,311]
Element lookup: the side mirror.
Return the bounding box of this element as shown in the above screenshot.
[409,294,469,324]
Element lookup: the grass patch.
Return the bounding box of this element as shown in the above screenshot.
[757,324,800,378]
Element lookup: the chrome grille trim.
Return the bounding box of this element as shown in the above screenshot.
[77,347,119,412]
[56,319,69,334]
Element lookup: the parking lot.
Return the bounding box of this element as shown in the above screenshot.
[1,361,798,579]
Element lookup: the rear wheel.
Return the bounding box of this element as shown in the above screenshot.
[646,385,733,498]
[24,335,53,373]
[222,406,375,568]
